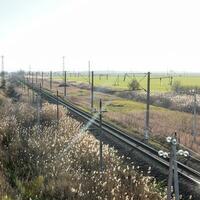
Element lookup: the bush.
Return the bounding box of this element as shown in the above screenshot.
[5,84,19,100]
[128,79,140,91]
[0,90,166,199]
[171,81,182,93]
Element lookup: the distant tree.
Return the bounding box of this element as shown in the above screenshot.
[128,79,140,91]
[171,81,182,93]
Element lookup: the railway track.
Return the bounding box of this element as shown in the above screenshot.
[20,78,200,186]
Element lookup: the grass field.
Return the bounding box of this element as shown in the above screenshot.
[39,78,200,156]
[53,73,200,92]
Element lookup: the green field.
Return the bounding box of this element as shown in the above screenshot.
[53,73,200,92]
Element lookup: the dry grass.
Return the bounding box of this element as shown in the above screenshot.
[38,78,200,155]
[0,89,168,200]
[105,110,200,153]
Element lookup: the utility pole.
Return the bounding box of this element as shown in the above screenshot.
[29,65,31,77]
[39,83,42,109]
[36,93,41,131]
[32,72,34,85]
[170,76,173,86]
[99,99,103,172]
[32,89,35,104]
[164,136,179,200]
[62,56,65,73]
[50,71,52,90]
[1,55,5,88]
[28,87,30,103]
[192,89,197,136]
[144,72,150,140]
[56,90,59,126]
[28,71,31,82]
[167,135,179,200]
[31,71,34,103]
[41,72,44,87]
[36,84,42,133]
[64,71,67,97]
[88,60,91,84]
[91,71,94,112]
[158,135,189,200]
[36,72,38,84]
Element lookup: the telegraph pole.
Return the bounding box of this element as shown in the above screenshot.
[56,90,59,126]
[36,72,38,84]
[144,72,150,140]
[88,60,91,84]
[50,71,52,90]
[62,56,65,83]
[41,72,44,87]
[167,135,179,200]
[64,71,67,97]
[1,55,5,88]
[28,71,31,82]
[173,140,179,200]
[36,93,40,130]
[91,71,94,112]
[32,72,34,85]
[192,89,197,136]
[39,83,42,109]
[99,99,103,172]
[36,84,42,133]
[158,134,189,200]
[32,89,35,104]
[62,56,65,73]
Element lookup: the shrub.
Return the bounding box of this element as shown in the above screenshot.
[128,79,140,91]
[171,81,182,93]
[0,90,167,199]
[4,83,19,101]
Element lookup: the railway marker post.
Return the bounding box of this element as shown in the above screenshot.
[144,72,150,140]
[158,134,189,200]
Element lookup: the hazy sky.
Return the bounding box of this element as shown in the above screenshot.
[1,0,200,72]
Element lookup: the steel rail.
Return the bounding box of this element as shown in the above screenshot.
[20,79,200,185]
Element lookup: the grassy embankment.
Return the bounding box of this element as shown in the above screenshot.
[0,86,167,200]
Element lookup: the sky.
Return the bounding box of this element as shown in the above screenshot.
[1,0,200,72]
